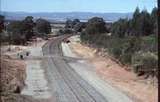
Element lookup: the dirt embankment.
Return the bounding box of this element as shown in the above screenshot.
[69,36,158,102]
[0,38,45,102]
[1,93,41,102]
[0,55,26,93]
[0,55,27,101]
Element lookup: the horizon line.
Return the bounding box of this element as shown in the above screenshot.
[1,11,134,14]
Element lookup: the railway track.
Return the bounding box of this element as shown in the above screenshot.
[42,36,108,102]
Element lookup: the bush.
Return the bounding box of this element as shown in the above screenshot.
[132,52,158,76]
[107,37,140,61]
[0,31,9,42]
[80,31,90,43]
[120,53,132,65]
[63,29,73,34]
[140,35,158,52]
[109,47,122,59]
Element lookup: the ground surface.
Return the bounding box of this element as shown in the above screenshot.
[1,35,157,102]
[69,35,158,102]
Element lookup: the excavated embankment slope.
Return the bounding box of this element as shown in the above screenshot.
[0,55,40,102]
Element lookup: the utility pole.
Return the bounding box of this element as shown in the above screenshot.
[158,0,160,102]
[8,32,11,51]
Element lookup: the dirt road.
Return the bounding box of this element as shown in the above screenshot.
[42,36,132,102]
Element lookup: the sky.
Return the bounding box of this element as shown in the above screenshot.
[1,0,157,13]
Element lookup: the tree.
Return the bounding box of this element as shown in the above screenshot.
[7,21,26,44]
[111,18,129,38]
[151,7,157,23]
[35,18,51,35]
[133,7,140,19]
[0,15,5,32]
[85,17,107,34]
[6,16,35,44]
[65,19,73,28]
[151,7,158,35]
[21,16,35,40]
[80,17,107,44]
[111,7,155,37]
[65,19,80,29]
[0,15,8,42]
[73,22,85,32]
[131,7,141,36]
[139,9,153,36]
[131,8,153,36]
[72,19,80,26]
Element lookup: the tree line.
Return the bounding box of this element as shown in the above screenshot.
[1,16,51,45]
[58,19,86,35]
[111,7,157,37]
[79,7,158,77]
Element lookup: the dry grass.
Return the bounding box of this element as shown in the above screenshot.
[0,55,26,93]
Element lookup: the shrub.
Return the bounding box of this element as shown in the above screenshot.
[120,53,132,65]
[131,52,158,76]
[140,35,158,52]
[0,31,9,42]
[80,31,91,43]
[109,47,122,59]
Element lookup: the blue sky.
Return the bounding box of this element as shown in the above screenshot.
[1,0,157,13]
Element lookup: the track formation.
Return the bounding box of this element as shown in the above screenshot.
[42,36,108,102]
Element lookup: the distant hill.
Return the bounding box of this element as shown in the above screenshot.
[1,11,133,22]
